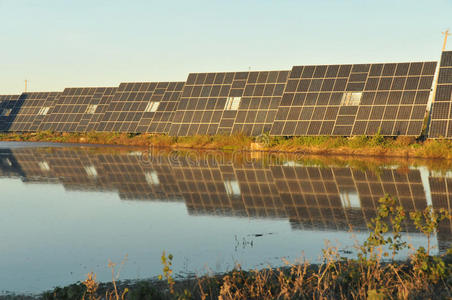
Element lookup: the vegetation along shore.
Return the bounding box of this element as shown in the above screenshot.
[4,131,452,159]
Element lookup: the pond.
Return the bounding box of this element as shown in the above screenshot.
[0,142,451,295]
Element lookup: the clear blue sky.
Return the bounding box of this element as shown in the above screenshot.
[1,0,451,94]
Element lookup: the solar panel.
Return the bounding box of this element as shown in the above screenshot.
[0,95,21,131]
[98,82,184,133]
[271,62,436,136]
[39,87,115,132]
[169,71,289,136]
[429,51,452,138]
[6,92,60,132]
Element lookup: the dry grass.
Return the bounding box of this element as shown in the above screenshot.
[5,131,452,159]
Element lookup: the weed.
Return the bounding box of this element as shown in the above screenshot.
[159,251,175,294]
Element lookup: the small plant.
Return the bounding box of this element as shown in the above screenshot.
[410,206,451,255]
[158,252,193,299]
[369,128,386,147]
[159,251,175,294]
[82,272,100,300]
[409,206,452,284]
[106,255,129,300]
[360,195,407,261]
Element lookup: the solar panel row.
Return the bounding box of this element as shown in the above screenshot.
[0,59,443,137]
[429,51,452,138]
[271,62,436,136]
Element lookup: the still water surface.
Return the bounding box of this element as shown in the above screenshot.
[0,142,451,294]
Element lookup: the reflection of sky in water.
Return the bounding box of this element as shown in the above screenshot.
[0,143,450,294]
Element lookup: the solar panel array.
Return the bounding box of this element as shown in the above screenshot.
[0,60,441,137]
[429,51,452,138]
[40,87,116,132]
[97,82,184,133]
[271,62,436,136]
[169,71,289,136]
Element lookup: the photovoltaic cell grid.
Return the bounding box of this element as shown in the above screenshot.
[7,92,60,132]
[98,153,182,201]
[354,168,427,233]
[97,82,184,133]
[83,88,117,132]
[429,51,452,138]
[234,162,285,218]
[428,174,452,252]
[269,165,427,231]
[172,158,243,216]
[271,165,355,230]
[6,148,56,181]
[0,149,24,177]
[271,62,436,136]
[231,71,288,136]
[0,95,20,131]
[169,71,289,136]
[40,87,116,132]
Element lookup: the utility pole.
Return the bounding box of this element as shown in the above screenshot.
[442,29,451,51]
[24,80,27,92]
[432,30,451,104]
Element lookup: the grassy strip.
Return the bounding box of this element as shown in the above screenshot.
[3,131,452,159]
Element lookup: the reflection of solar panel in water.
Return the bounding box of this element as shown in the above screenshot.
[428,173,452,251]
[7,149,59,182]
[271,62,436,136]
[10,148,184,201]
[0,149,24,177]
[429,51,452,138]
[99,153,182,201]
[173,158,243,216]
[40,88,116,132]
[235,162,284,218]
[354,167,428,234]
[169,71,289,136]
[5,92,60,132]
[0,95,21,131]
[270,165,427,231]
[271,165,356,230]
[3,147,451,251]
[97,82,184,133]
